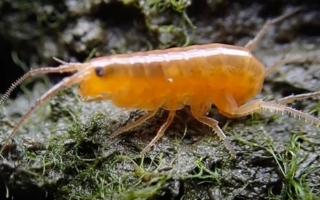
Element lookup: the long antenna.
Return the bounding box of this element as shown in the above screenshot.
[0,62,79,107]
[245,7,301,51]
[0,68,88,154]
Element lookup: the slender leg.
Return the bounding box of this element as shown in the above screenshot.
[244,7,300,51]
[110,109,158,138]
[140,110,176,155]
[190,102,236,157]
[275,91,320,105]
[226,99,320,126]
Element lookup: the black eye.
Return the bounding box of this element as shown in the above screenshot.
[94,66,104,77]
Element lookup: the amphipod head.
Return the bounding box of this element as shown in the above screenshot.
[78,57,119,100]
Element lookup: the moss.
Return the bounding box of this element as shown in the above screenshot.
[264,135,318,200]
[124,0,195,48]
[1,0,320,200]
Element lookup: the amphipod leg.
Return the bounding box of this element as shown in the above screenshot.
[110,109,158,138]
[140,110,176,155]
[275,91,320,105]
[190,102,236,157]
[227,99,320,126]
[244,7,300,51]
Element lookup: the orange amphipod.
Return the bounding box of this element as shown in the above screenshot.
[1,7,319,157]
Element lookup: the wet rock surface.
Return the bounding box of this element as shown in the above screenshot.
[1,0,320,199]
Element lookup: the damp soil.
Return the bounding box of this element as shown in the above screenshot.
[1,0,320,200]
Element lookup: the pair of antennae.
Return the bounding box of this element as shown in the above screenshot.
[0,58,86,154]
[0,58,75,107]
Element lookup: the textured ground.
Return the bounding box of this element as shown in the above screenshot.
[1,0,320,199]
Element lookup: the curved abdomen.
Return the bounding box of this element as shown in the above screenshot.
[79,44,266,111]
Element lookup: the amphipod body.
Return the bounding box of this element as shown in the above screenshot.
[2,7,319,157]
[80,44,265,115]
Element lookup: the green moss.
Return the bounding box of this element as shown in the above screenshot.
[233,126,319,200]
[267,135,319,200]
[123,0,194,48]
